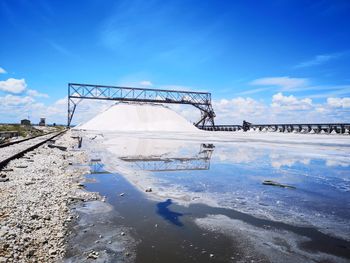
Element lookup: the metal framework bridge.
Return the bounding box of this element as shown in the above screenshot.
[67,83,215,128]
[199,121,350,134]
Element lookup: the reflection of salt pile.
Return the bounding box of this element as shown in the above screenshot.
[76,102,198,132]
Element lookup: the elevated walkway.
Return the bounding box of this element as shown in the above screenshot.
[200,121,350,134]
[67,83,215,128]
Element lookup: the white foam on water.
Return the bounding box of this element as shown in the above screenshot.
[195,214,348,263]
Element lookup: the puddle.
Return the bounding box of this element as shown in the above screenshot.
[66,172,236,263]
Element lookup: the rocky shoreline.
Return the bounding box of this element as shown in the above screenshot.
[0,130,100,262]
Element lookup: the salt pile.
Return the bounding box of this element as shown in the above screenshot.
[76,102,198,132]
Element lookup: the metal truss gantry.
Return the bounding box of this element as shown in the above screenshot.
[119,143,214,172]
[67,83,215,128]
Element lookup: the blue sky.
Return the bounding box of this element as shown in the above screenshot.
[0,0,350,124]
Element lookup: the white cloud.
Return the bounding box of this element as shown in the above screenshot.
[211,97,267,124]
[237,87,269,95]
[250,76,308,91]
[327,97,350,108]
[315,107,326,113]
[306,85,350,99]
[271,92,313,111]
[54,96,68,106]
[0,94,34,106]
[67,99,114,125]
[295,52,347,68]
[215,97,266,115]
[170,92,350,125]
[0,93,115,125]
[27,89,49,98]
[0,78,27,93]
[1,85,349,125]
[0,67,6,74]
[139,80,153,87]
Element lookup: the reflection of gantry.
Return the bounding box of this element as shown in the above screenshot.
[120,144,214,172]
[89,158,105,173]
[67,83,215,128]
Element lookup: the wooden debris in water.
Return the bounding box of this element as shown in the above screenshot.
[262,180,296,189]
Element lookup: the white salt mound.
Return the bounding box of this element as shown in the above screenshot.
[76,103,198,132]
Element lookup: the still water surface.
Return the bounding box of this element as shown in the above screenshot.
[78,132,350,262]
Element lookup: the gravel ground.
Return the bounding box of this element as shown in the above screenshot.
[0,130,100,262]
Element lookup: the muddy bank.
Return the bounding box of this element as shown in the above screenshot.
[0,131,99,262]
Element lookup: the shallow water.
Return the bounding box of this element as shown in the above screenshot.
[82,173,237,263]
[78,132,350,262]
